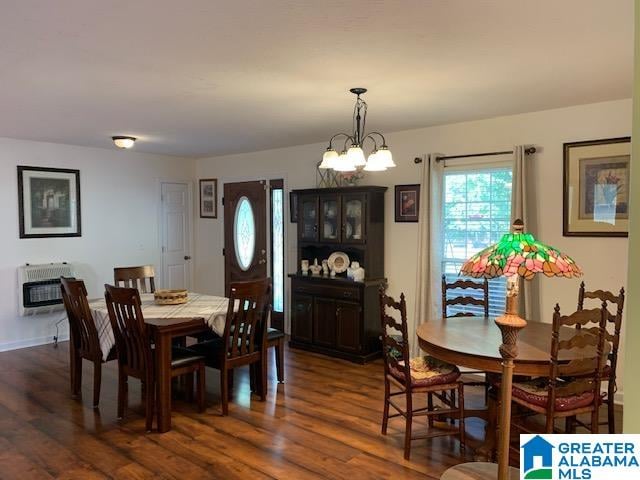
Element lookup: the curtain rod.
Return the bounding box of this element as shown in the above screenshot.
[413,147,536,164]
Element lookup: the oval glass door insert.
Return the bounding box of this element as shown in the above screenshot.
[234,196,256,271]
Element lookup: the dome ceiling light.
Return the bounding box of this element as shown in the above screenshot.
[112,136,137,149]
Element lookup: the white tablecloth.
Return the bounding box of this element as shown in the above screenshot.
[89,292,229,361]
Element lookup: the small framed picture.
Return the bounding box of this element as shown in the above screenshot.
[395,184,420,222]
[289,191,298,223]
[18,166,81,238]
[199,178,218,219]
[563,137,631,237]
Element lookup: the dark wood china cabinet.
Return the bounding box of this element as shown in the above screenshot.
[289,186,386,363]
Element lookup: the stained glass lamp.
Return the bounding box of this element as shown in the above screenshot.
[441,219,582,480]
[460,218,582,332]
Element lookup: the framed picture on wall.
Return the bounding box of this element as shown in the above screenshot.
[17,166,81,239]
[563,137,631,237]
[199,178,218,218]
[395,184,420,222]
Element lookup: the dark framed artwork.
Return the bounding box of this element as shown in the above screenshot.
[563,137,631,237]
[17,166,81,239]
[199,178,218,218]
[289,191,298,223]
[395,184,420,222]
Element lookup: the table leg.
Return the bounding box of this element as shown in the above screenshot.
[155,331,173,433]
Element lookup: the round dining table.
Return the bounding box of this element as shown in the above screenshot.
[416,316,594,376]
[416,316,602,461]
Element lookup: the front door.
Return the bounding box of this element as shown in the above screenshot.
[223,181,267,293]
[160,182,192,290]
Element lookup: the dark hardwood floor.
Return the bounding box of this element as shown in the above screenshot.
[0,341,621,479]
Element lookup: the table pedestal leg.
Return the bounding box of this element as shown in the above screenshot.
[155,331,173,433]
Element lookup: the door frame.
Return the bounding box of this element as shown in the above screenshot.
[219,172,290,333]
[157,179,195,291]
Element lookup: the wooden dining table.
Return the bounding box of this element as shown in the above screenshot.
[416,316,603,460]
[88,293,229,433]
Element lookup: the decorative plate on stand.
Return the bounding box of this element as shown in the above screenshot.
[327,251,350,274]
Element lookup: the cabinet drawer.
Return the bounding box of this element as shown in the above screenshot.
[292,280,361,301]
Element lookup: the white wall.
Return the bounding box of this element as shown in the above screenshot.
[0,137,195,351]
[194,99,631,400]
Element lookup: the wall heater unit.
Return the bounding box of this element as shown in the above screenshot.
[18,263,74,316]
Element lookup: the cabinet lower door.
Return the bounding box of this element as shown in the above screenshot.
[291,294,313,343]
[313,297,336,348]
[336,300,361,353]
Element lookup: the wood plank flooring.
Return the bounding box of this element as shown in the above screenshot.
[0,341,621,480]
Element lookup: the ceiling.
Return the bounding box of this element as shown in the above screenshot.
[0,0,633,157]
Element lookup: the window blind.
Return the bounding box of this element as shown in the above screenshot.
[442,167,513,317]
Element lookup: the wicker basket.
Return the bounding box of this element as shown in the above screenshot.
[154,289,188,305]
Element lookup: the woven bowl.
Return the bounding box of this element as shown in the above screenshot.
[154,289,188,305]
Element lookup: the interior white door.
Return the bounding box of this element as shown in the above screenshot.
[161,182,192,290]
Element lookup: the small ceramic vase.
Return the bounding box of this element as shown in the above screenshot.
[322,259,329,276]
[301,259,309,275]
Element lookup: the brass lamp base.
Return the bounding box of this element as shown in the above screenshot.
[495,312,527,329]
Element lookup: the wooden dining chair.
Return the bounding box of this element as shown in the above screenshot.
[510,303,609,434]
[574,281,624,433]
[61,277,116,408]
[114,265,156,293]
[441,275,490,401]
[186,278,271,416]
[379,287,465,460]
[104,284,206,431]
[441,275,490,318]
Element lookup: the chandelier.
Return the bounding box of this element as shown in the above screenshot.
[319,88,396,172]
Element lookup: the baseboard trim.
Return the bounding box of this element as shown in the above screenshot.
[0,334,69,352]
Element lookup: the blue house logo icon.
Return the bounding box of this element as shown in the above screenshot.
[521,435,554,479]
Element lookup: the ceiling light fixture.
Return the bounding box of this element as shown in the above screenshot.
[112,136,137,149]
[319,88,395,172]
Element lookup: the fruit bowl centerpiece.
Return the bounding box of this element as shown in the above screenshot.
[154,289,188,305]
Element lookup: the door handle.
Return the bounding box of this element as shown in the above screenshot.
[184,255,192,260]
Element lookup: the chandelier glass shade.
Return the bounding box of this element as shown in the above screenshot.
[319,88,394,172]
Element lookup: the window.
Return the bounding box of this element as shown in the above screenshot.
[269,179,285,331]
[233,196,256,271]
[442,167,512,316]
[271,188,284,313]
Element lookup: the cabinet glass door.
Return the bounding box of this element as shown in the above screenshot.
[342,194,366,243]
[320,195,340,242]
[299,196,319,242]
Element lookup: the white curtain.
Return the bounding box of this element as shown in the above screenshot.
[411,153,445,355]
[511,145,539,321]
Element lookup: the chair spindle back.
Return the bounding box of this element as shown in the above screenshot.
[114,266,156,293]
[441,275,489,318]
[61,277,101,360]
[104,284,152,377]
[379,287,411,382]
[577,281,624,374]
[223,279,271,361]
[548,303,609,416]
